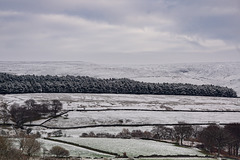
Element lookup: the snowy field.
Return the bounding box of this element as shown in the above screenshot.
[43,110,240,128]
[1,93,240,111]
[38,138,112,158]
[1,93,240,131]
[0,61,239,95]
[1,61,238,159]
[52,137,205,157]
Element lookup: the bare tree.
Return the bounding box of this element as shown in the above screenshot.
[24,99,36,109]
[131,129,144,138]
[49,146,69,158]
[0,136,24,160]
[9,102,41,127]
[0,102,8,109]
[174,122,193,145]
[117,128,131,138]
[151,125,174,140]
[0,109,10,124]
[19,136,41,157]
[151,125,164,139]
[143,131,152,139]
[51,100,62,116]
[199,124,230,157]
[9,103,27,128]
[224,123,240,157]
[0,136,12,159]
[162,127,175,140]
[0,102,10,124]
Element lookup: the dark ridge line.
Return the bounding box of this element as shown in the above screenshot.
[0,123,15,127]
[69,108,240,113]
[40,110,70,125]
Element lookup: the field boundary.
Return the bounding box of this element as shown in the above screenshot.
[69,108,240,112]
[44,137,214,159]
[40,110,70,125]
[39,122,239,129]
[1,122,240,130]
[43,137,119,157]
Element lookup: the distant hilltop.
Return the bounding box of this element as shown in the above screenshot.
[0,61,240,95]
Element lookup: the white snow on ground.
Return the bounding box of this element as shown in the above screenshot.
[1,93,240,128]
[2,93,240,138]
[1,93,240,111]
[44,110,240,127]
[38,138,112,158]
[0,61,240,95]
[53,137,205,157]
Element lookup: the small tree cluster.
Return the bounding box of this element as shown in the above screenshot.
[81,129,152,139]
[81,131,115,138]
[19,135,41,157]
[81,125,193,143]
[199,123,240,157]
[82,123,239,158]
[174,122,194,146]
[0,136,24,160]
[151,125,175,140]
[9,99,62,128]
[224,123,240,156]
[49,146,69,158]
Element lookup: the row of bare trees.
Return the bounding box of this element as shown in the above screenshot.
[80,122,194,145]
[0,99,63,128]
[199,124,240,157]
[152,123,240,157]
[81,122,240,157]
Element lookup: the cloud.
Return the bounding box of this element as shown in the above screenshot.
[0,0,239,63]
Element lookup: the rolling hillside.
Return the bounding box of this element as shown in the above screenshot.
[0,61,239,95]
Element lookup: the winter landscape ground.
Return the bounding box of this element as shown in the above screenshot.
[1,92,240,159]
[51,137,205,157]
[1,61,240,159]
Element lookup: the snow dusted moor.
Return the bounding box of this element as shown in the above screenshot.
[0,61,240,95]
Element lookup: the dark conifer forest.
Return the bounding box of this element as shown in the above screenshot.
[0,73,237,97]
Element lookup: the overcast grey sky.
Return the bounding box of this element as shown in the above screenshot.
[0,0,240,64]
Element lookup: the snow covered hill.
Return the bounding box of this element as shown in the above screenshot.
[0,61,240,95]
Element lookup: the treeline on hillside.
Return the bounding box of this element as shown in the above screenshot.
[0,73,237,97]
[80,123,240,157]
